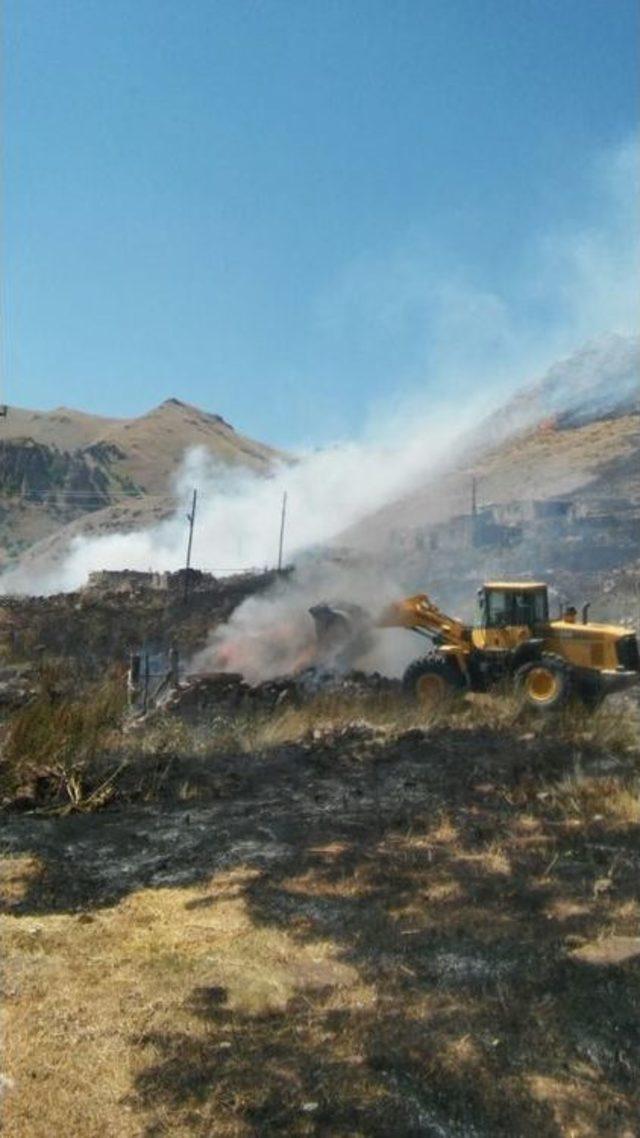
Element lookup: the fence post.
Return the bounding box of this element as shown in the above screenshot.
[128,652,141,708]
[143,653,150,713]
[169,643,179,688]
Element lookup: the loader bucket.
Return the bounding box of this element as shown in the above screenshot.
[308,602,374,669]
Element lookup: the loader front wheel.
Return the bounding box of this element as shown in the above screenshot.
[403,655,465,707]
[515,653,572,712]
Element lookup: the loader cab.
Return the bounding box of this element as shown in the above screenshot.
[476,582,549,630]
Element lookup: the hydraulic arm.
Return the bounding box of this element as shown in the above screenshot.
[378,593,469,649]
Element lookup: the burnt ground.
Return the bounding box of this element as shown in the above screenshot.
[2,718,639,1137]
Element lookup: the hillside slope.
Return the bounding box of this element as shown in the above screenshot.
[345,335,640,551]
[3,335,638,592]
[347,411,640,550]
[0,399,282,569]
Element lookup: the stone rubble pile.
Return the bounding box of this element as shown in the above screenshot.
[160,668,402,721]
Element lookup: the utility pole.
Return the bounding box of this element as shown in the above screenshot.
[470,476,478,550]
[277,491,287,572]
[184,488,197,602]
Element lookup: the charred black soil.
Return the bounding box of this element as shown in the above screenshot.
[2,706,639,1138]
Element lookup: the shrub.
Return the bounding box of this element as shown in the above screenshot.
[1,667,127,808]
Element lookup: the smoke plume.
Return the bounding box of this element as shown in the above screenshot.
[5,393,483,597]
[190,560,419,683]
[3,135,638,662]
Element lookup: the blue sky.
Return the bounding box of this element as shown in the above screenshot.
[3,0,638,446]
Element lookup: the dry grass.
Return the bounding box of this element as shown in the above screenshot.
[124,688,640,758]
[1,667,127,809]
[552,699,640,755]
[3,781,639,1137]
[2,677,638,814]
[2,681,639,1136]
[2,671,638,1135]
[246,690,444,747]
[549,773,640,827]
[251,690,638,754]
[1,868,375,1138]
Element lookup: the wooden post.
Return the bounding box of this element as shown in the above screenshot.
[143,653,150,713]
[128,651,141,707]
[184,488,197,602]
[470,476,478,548]
[277,491,287,572]
[169,643,179,687]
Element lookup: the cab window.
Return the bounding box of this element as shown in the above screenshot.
[512,592,534,625]
[527,590,548,623]
[482,589,548,627]
[486,590,510,627]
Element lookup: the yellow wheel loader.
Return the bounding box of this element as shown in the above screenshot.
[312,582,640,712]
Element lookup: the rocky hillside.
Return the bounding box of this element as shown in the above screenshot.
[2,335,638,594]
[0,399,282,570]
[338,335,640,622]
[485,333,639,439]
[347,335,639,548]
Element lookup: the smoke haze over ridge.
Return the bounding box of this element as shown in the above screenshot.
[3,137,638,598]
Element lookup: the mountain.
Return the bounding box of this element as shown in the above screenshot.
[345,334,640,550]
[485,333,639,439]
[3,335,638,597]
[0,398,283,571]
[0,397,280,487]
[338,335,640,622]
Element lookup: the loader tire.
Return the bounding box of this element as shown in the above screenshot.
[402,654,465,707]
[515,652,572,712]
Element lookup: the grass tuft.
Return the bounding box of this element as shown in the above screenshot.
[1,666,127,809]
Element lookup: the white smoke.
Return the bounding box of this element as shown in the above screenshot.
[5,394,485,595]
[318,136,639,414]
[189,559,420,683]
[3,135,638,609]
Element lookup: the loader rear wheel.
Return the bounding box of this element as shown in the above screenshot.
[403,655,465,707]
[515,653,572,712]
